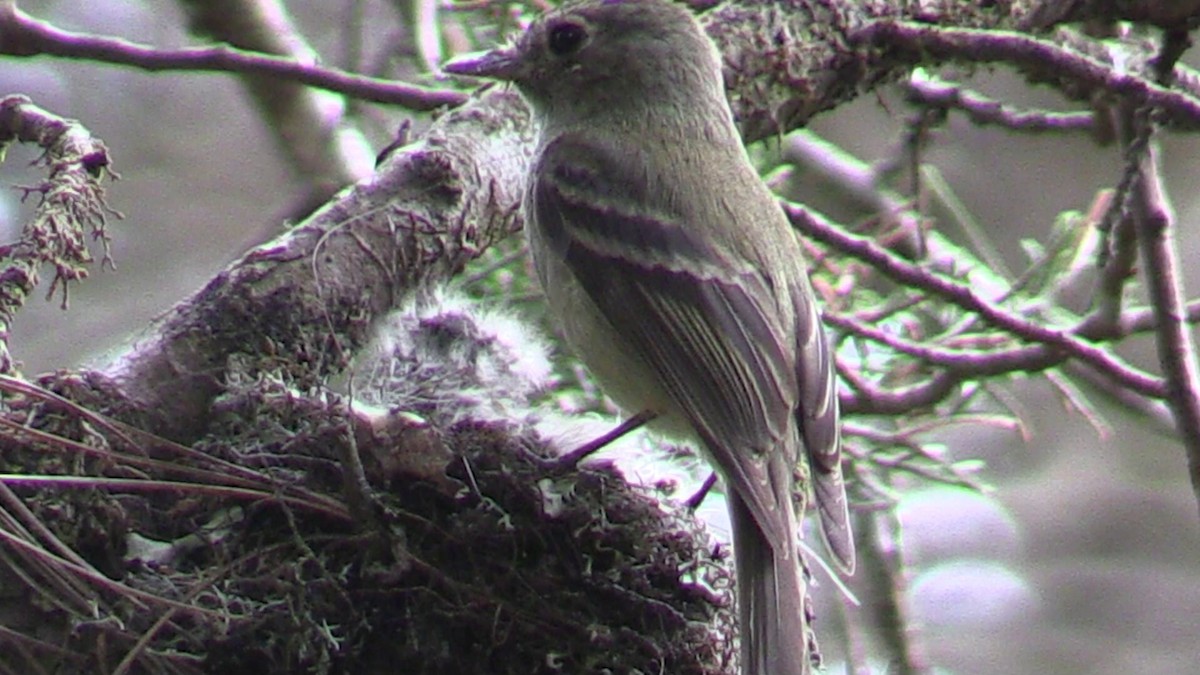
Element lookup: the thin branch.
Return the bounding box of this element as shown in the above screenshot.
[0,3,466,111]
[853,21,1200,130]
[0,528,229,621]
[905,70,1096,133]
[827,312,1068,376]
[0,95,118,374]
[858,509,930,675]
[783,129,923,241]
[1064,362,1176,436]
[788,204,1166,399]
[178,0,374,220]
[1127,122,1200,510]
[837,359,961,416]
[1116,300,1200,336]
[1085,183,1139,327]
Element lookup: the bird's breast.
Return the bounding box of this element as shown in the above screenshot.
[527,219,695,442]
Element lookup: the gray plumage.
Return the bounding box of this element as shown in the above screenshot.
[351,287,553,425]
[445,1,854,672]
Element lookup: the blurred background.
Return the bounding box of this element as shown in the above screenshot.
[1,1,1198,673]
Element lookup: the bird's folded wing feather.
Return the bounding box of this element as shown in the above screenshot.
[791,277,855,571]
[531,132,799,544]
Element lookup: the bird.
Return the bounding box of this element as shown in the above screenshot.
[444,1,854,672]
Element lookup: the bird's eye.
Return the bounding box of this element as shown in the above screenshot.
[547,21,587,56]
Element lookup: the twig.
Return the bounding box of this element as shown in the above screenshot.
[827,311,1059,375]
[182,0,374,220]
[0,528,228,620]
[788,203,1166,399]
[905,70,1096,133]
[853,21,1200,130]
[0,96,117,373]
[0,475,351,520]
[1122,29,1200,511]
[859,510,930,675]
[1126,117,1200,510]
[837,364,961,416]
[0,4,466,111]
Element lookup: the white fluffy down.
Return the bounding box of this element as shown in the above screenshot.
[350,286,554,425]
[348,286,729,539]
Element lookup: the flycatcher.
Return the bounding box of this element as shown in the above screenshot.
[445,1,854,672]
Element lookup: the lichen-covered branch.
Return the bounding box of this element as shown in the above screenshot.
[97,89,532,441]
[0,95,117,376]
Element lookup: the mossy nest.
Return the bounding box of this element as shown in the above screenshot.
[0,372,735,674]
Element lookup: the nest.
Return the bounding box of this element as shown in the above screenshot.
[0,370,735,674]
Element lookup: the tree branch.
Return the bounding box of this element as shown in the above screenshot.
[0,95,117,375]
[788,203,1167,399]
[176,0,376,219]
[851,20,1200,131]
[0,3,466,111]
[94,88,532,441]
[1127,122,1200,509]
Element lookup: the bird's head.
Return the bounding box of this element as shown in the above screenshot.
[443,0,725,125]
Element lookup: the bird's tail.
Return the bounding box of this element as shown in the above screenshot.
[729,492,809,675]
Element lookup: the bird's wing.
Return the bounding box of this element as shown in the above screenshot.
[791,276,855,572]
[531,132,798,545]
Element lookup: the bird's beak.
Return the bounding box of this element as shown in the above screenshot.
[442,47,523,81]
